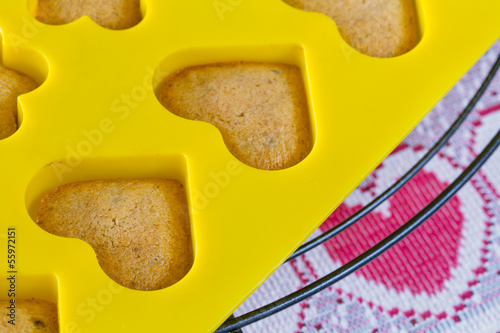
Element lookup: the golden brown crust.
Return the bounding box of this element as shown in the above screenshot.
[36,0,142,30]
[283,0,419,58]
[0,66,37,140]
[0,299,58,333]
[160,62,311,170]
[37,179,193,291]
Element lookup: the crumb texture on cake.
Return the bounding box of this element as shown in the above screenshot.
[36,0,142,30]
[283,0,418,58]
[0,66,37,140]
[37,178,194,291]
[0,298,58,333]
[159,62,311,170]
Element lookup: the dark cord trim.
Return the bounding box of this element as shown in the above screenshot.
[287,52,500,262]
[216,53,500,332]
[218,127,500,333]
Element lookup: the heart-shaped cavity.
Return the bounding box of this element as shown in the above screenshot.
[282,0,420,58]
[0,66,38,140]
[37,178,193,291]
[35,0,143,30]
[321,169,464,295]
[159,62,312,170]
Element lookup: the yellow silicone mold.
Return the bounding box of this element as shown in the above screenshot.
[1,0,499,332]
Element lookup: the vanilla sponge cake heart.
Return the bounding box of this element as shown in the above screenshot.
[36,0,142,30]
[283,0,419,58]
[159,62,311,170]
[0,299,58,333]
[0,66,37,140]
[37,178,194,291]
